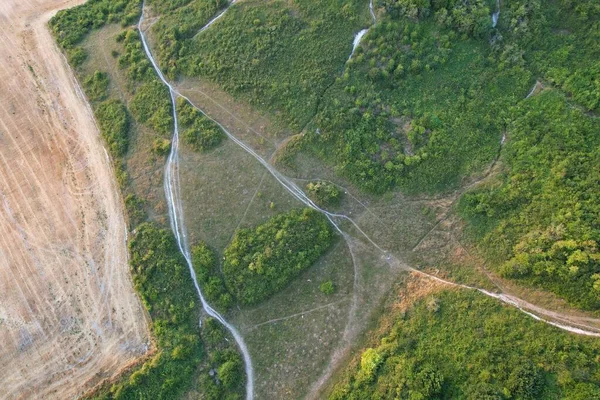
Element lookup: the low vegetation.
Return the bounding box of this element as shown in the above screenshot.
[84,71,110,101]
[52,0,600,398]
[330,288,600,399]
[51,1,247,398]
[89,224,244,400]
[299,3,532,194]
[197,318,245,400]
[320,280,335,295]
[148,0,228,79]
[223,208,335,305]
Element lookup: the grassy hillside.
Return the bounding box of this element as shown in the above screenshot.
[459,90,600,310]
[330,286,600,399]
[150,0,371,130]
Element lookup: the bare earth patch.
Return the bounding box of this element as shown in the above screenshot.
[0,1,149,398]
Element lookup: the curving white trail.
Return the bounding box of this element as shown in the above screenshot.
[348,0,377,62]
[168,81,600,338]
[369,0,376,23]
[137,7,255,400]
[417,272,600,337]
[194,0,237,38]
[492,0,500,27]
[348,29,368,61]
[525,81,538,99]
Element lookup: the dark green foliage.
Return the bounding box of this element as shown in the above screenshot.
[223,208,335,305]
[192,243,232,312]
[95,99,130,158]
[198,347,245,400]
[177,98,225,152]
[129,80,173,134]
[197,317,245,399]
[330,290,600,399]
[459,90,600,309]
[94,223,203,399]
[49,0,141,67]
[68,46,88,68]
[296,6,531,193]
[506,362,543,400]
[84,71,110,102]
[117,29,156,83]
[383,0,493,37]
[306,181,342,208]
[218,358,243,389]
[517,0,600,113]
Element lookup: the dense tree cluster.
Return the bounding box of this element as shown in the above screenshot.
[117,29,174,135]
[382,0,493,37]
[95,99,130,158]
[49,0,140,67]
[176,98,226,152]
[301,16,529,193]
[97,223,204,399]
[199,319,245,400]
[330,290,600,399]
[84,71,110,101]
[223,208,334,305]
[460,90,600,309]
[192,242,232,312]
[87,224,244,399]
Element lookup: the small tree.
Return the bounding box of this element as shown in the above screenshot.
[320,280,335,295]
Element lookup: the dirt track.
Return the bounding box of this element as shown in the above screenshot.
[0,1,149,398]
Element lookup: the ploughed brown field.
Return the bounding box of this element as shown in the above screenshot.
[0,0,149,398]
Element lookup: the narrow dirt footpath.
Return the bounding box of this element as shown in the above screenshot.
[0,1,149,398]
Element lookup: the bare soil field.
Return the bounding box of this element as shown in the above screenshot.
[0,1,149,398]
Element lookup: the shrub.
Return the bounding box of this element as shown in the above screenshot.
[152,138,171,156]
[320,280,335,295]
[306,181,342,208]
[84,70,110,102]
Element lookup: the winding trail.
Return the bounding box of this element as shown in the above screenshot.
[137,0,600,396]
[348,0,377,61]
[193,0,237,38]
[137,7,254,400]
[492,0,500,27]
